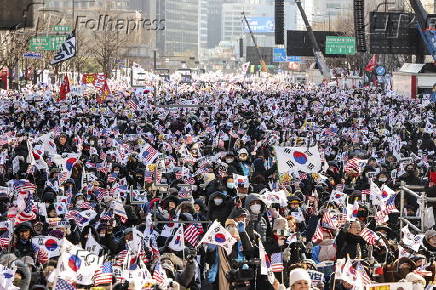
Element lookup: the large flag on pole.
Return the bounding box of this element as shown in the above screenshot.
[274,146,322,174]
[51,30,77,65]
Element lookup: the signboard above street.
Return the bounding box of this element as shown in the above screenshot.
[29,35,67,51]
[51,25,72,32]
[23,52,43,59]
[273,48,302,62]
[244,17,274,33]
[325,36,356,55]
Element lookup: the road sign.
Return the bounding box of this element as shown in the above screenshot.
[29,35,67,51]
[51,25,72,32]
[325,36,356,55]
[23,52,43,59]
[273,48,302,62]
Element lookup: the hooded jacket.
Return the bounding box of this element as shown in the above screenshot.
[208,191,232,225]
[244,193,269,243]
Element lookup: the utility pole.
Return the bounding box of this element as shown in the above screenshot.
[294,0,331,80]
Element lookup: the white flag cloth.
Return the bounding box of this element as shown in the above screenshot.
[241,62,250,73]
[401,225,424,252]
[58,239,102,285]
[259,240,275,284]
[369,180,383,205]
[32,236,62,258]
[329,190,347,206]
[51,30,77,65]
[84,229,103,255]
[0,265,18,290]
[261,190,288,207]
[274,145,322,174]
[168,225,185,252]
[198,220,237,255]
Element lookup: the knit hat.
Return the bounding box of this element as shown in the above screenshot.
[289,268,311,287]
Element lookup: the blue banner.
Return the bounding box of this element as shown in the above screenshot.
[244,17,274,33]
[273,48,303,62]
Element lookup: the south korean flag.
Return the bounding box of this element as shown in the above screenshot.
[51,30,77,65]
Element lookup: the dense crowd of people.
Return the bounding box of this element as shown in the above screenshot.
[0,73,434,290]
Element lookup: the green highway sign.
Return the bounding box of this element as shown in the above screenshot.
[51,25,72,32]
[29,35,67,51]
[325,36,356,55]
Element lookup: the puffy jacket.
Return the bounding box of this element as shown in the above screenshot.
[244,193,269,243]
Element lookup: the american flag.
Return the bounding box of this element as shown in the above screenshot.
[184,224,201,247]
[79,202,92,210]
[152,261,167,285]
[140,144,159,164]
[13,180,37,193]
[15,195,37,224]
[312,223,324,243]
[94,261,113,285]
[100,210,113,220]
[321,211,337,230]
[128,97,139,111]
[344,157,361,174]
[271,252,284,272]
[107,173,118,183]
[360,228,377,245]
[96,163,110,174]
[114,250,128,266]
[55,278,76,290]
[144,171,153,184]
[0,231,10,248]
[36,247,49,264]
[299,172,308,180]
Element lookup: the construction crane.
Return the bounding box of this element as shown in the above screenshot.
[242,12,268,72]
[294,0,331,80]
[408,0,436,62]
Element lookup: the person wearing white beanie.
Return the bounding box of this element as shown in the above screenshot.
[289,268,311,290]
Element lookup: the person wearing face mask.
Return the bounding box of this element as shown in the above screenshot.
[335,220,367,260]
[208,191,232,225]
[244,193,269,244]
[399,163,423,186]
[223,151,238,175]
[236,148,252,177]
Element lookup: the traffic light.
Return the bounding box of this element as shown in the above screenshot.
[354,0,367,52]
[275,0,285,45]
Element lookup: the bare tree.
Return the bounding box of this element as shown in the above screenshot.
[0,31,30,88]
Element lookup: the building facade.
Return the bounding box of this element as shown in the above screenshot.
[156,0,199,58]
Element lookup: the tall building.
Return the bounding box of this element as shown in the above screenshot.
[221,0,297,50]
[207,0,224,49]
[156,0,199,58]
[301,0,353,31]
